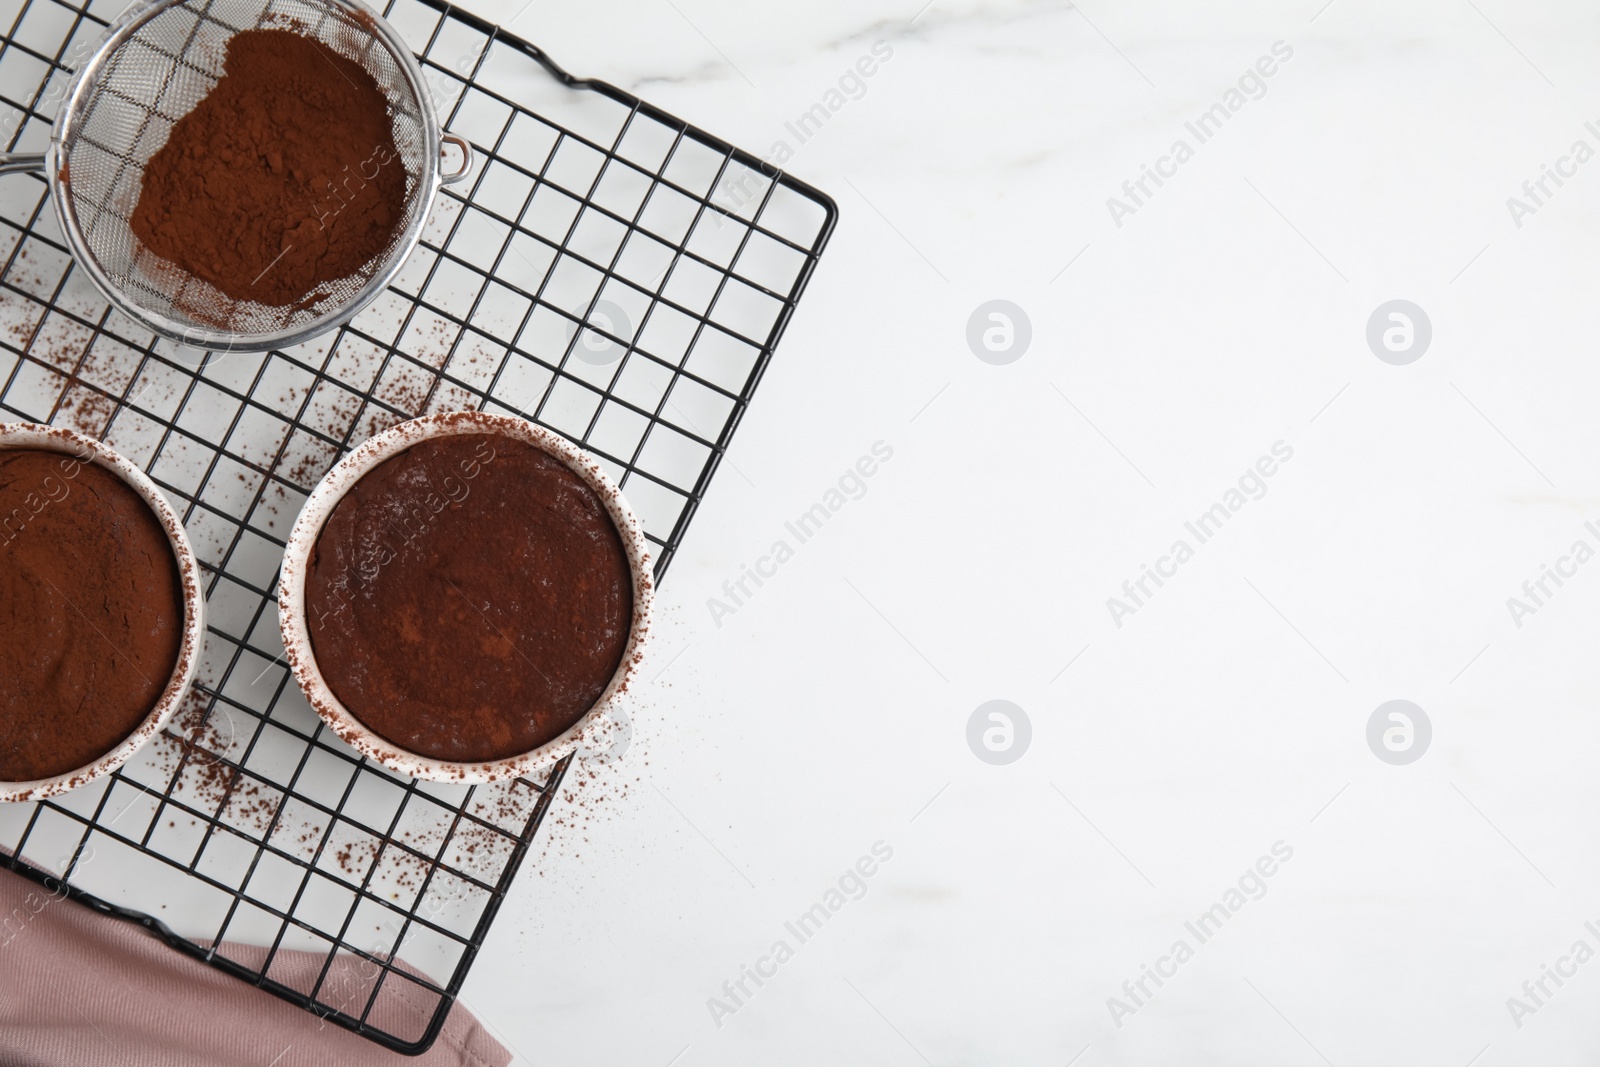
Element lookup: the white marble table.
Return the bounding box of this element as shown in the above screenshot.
[444,1,1600,1063]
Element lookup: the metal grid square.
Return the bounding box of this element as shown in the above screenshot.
[0,0,835,1054]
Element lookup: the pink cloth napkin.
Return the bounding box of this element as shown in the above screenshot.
[0,865,510,1067]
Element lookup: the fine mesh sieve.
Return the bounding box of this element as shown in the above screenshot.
[0,0,472,352]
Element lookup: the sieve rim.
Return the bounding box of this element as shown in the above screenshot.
[44,0,448,353]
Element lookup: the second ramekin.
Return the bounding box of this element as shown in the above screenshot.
[277,411,652,783]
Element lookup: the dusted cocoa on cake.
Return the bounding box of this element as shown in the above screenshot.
[0,450,184,782]
[304,433,633,763]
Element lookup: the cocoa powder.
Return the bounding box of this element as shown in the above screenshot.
[0,451,183,781]
[305,434,633,763]
[130,28,406,307]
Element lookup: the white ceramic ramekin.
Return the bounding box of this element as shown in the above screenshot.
[0,422,207,803]
[277,411,652,783]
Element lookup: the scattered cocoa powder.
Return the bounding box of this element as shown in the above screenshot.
[55,384,116,436]
[0,451,183,781]
[154,689,280,830]
[130,28,407,308]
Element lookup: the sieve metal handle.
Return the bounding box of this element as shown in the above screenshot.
[439,133,472,186]
[0,153,45,177]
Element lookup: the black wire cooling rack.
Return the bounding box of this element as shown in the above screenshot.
[0,0,836,1053]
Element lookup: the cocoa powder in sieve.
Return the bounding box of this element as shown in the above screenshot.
[0,451,183,782]
[129,28,407,308]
